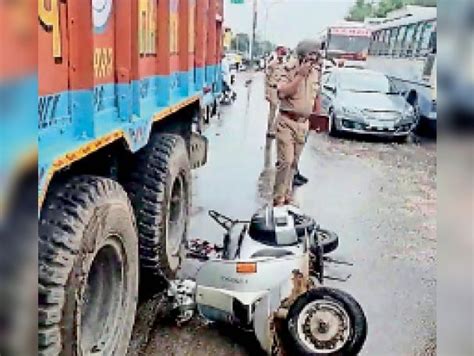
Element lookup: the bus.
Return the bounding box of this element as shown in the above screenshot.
[320,21,372,68]
[367,6,437,135]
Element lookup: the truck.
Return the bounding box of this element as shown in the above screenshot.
[3,0,224,355]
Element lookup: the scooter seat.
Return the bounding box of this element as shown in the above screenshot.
[250,249,294,258]
[248,206,316,246]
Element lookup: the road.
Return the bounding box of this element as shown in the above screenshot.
[128,73,437,356]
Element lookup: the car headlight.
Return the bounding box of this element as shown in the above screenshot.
[404,105,415,117]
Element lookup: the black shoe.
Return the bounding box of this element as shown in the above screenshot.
[293,172,309,187]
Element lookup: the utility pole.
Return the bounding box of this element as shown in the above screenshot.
[249,0,258,66]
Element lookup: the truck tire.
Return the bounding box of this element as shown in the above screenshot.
[125,133,191,283]
[38,176,139,356]
[285,287,367,355]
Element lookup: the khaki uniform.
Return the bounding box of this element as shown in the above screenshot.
[265,58,284,134]
[273,58,320,203]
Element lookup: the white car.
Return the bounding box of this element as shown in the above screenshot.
[321,68,417,140]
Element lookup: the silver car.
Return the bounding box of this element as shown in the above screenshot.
[321,68,417,140]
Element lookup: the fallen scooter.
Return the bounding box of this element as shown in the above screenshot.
[219,74,237,105]
[167,205,367,355]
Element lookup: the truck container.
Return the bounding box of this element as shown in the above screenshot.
[35,0,223,354]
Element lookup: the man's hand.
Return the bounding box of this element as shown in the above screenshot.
[297,61,312,77]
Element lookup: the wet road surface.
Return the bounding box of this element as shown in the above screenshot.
[128,73,436,356]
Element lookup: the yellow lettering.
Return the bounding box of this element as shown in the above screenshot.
[94,48,114,78]
[38,0,61,58]
[189,2,195,52]
[139,0,156,55]
[170,12,178,53]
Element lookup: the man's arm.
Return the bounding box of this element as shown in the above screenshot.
[265,61,274,86]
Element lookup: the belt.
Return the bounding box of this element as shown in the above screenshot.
[280,110,306,123]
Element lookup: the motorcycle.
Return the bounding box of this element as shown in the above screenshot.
[167,205,367,355]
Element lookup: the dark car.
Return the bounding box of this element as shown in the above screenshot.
[321,68,417,140]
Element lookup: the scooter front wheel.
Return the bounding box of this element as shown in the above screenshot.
[285,287,367,355]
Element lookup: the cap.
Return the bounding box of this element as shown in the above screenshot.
[295,39,320,58]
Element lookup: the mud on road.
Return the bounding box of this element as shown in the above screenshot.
[127,74,437,356]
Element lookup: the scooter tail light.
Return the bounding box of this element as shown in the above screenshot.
[236,262,257,274]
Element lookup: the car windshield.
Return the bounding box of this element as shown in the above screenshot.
[338,72,392,93]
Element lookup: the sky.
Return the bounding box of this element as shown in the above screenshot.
[224,0,356,48]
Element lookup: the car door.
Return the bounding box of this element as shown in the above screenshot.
[321,72,337,115]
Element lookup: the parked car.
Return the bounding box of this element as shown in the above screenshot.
[321,68,417,140]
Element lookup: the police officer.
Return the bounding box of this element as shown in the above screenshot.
[265,46,287,138]
[273,40,321,206]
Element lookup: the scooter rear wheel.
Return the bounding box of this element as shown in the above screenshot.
[315,229,339,255]
[285,287,367,355]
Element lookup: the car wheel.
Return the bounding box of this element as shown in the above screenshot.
[394,134,409,143]
[328,110,339,137]
[411,102,422,134]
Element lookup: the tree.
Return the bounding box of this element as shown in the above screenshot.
[405,0,437,7]
[346,0,436,22]
[345,0,373,22]
[231,33,250,54]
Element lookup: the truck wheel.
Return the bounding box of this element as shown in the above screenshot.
[38,176,139,355]
[125,133,191,282]
[285,287,367,356]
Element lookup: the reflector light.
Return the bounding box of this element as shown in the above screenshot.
[236,262,257,274]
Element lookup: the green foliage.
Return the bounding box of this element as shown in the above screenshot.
[346,0,436,22]
[345,0,373,21]
[231,33,250,54]
[229,33,275,58]
[405,0,437,7]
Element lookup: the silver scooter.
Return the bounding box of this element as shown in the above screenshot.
[168,205,367,355]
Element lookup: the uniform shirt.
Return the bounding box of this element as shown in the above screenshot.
[278,58,320,118]
[265,58,285,104]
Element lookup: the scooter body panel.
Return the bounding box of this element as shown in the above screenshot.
[195,251,310,352]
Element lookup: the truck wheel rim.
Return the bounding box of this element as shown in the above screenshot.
[296,299,351,353]
[80,236,125,354]
[166,174,186,271]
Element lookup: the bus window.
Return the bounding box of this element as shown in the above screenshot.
[404,23,417,56]
[401,24,414,57]
[396,25,408,57]
[383,29,390,55]
[428,24,437,54]
[420,21,435,56]
[376,31,383,55]
[414,22,425,57]
[389,28,398,56]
